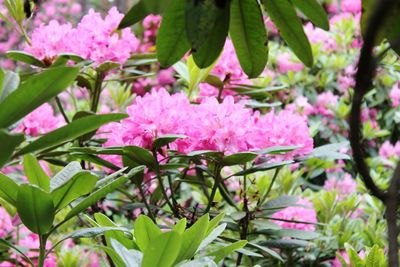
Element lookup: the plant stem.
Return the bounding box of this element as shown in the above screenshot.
[55,96,70,123]
[259,167,281,206]
[91,71,105,113]
[237,165,250,266]
[37,235,47,267]
[205,164,221,213]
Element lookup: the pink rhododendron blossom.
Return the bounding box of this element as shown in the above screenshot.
[26,7,139,65]
[324,173,357,199]
[314,92,339,117]
[272,198,317,231]
[340,0,361,14]
[14,103,62,136]
[0,207,13,238]
[277,53,303,73]
[285,96,314,116]
[390,84,400,107]
[304,23,337,51]
[379,141,400,159]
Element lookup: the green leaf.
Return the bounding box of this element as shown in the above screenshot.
[208,240,247,263]
[188,0,231,68]
[257,145,301,155]
[95,213,136,249]
[175,213,209,263]
[172,218,187,234]
[6,51,46,67]
[64,174,129,222]
[16,184,55,234]
[123,146,156,168]
[134,215,162,251]
[17,113,128,156]
[99,244,129,267]
[118,0,170,29]
[229,0,268,78]
[50,161,82,191]
[0,66,79,128]
[52,171,98,211]
[0,172,19,206]
[229,161,293,177]
[23,154,50,192]
[291,0,329,30]
[267,229,320,240]
[366,245,384,267]
[206,212,225,236]
[110,239,142,267]
[198,223,227,251]
[0,130,24,168]
[221,152,258,166]
[0,69,20,102]
[264,195,298,211]
[260,239,309,249]
[142,231,182,267]
[153,134,187,149]
[157,0,190,67]
[263,0,313,67]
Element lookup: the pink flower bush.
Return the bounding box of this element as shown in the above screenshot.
[0,207,13,238]
[272,198,318,231]
[314,92,339,117]
[102,89,313,165]
[379,141,400,160]
[14,103,62,136]
[324,173,357,199]
[340,0,362,14]
[26,7,139,65]
[277,53,304,73]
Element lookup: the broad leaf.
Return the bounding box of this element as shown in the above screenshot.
[153,134,187,149]
[0,69,19,102]
[230,0,268,78]
[264,0,313,67]
[123,146,156,168]
[221,152,258,166]
[52,171,98,211]
[50,161,82,191]
[142,231,182,267]
[0,172,19,206]
[0,130,24,168]
[110,239,142,267]
[16,184,55,234]
[208,240,247,263]
[134,215,162,251]
[6,51,46,67]
[23,154,50,192]
[157,0,190,67]
[291,0,329,30]
[17,113,128,156]
[0,66,79,128]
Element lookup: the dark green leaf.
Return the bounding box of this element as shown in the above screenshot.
[186,0,231,68]
[259,239,310,249]
[142,231,182,267]
[221,152,258,166]
[157,0,191,67]
[16,184,55,234]
[263,0,313,67]
[0,130,24,168]
[6,51,46,67]
[291,0,329,30]
[229,161,293,177]
[17,113,128,156]
[123,146,156,168]
[230,0,268,78]
[263,195,298,211]
[23,154,50,192]
[257,145,301,155]
[0,66,79,128]
[153,134,187,149]
[0,172,19,206]
[50,161,82,191]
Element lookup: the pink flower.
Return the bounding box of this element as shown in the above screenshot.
[390,84,400,107]
[314,92,339,117]
[272,198,318,231]
[379,141,400,159]
[324,173,357,199]
[0,207,13,238]
[14,103,63,136]
[341,0,361,14]
[331,249,365,267]
[277,53,303,73]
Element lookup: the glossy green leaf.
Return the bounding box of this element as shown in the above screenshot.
[119,0,170,29]
[0,130,24,168]
[142,231,182,267]
[6,51,46,67]
[0,69,19,102]
[50,161,82,191]
[0,66,79,128]
[152,134,187,149]
[198,223,227,251]
[188,0,230,68]
[64,174,129,221]
[17,113,128,156]
[221,152,258,166]
[208,240,247,263]
[229,160,294,177]
[16,184,55,234]
[0,172,19,206]
[123,146,156,168]
[23,154,50,191]
[134,215,162,251]
[291,0,329,30]
[264,0,313,67]
[52,171,98,211]
[110,239,142,267]
[230,0,268,78]
[175,213,209,263]
[157,0,190,67]
[206,212,225,236]
[172,218,187,234]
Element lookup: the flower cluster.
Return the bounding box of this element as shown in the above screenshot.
[102,89,313,165]
[25,7,139,65]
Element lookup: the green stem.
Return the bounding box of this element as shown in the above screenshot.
[259,167,281,206]
[205,164,221,213]
[91,71,105,113]
[55,96,70,123]
[37,235,47,267]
